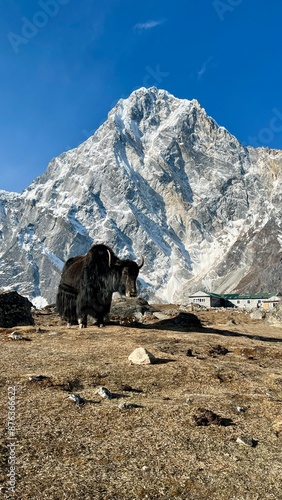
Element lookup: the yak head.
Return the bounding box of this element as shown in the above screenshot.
[109,253,144,297]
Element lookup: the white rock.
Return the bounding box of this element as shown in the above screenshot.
[128,347,156,365]
[153,312,171,320]
[95,386,114,399]
[8,332,24,340]
[236,435,255,447]
[68,394,85,405]
[250,309,264,320]
[235,406,246,413]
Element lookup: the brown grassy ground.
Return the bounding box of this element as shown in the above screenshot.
[0,305,282,499]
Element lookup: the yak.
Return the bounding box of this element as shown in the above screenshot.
[56,244,144,328]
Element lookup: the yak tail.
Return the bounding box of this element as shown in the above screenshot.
[56,283,78,325]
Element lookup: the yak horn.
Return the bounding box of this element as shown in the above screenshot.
[107,249,112,268]
[138,256,144,269]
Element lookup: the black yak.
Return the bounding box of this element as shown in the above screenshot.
[56,244,144,328]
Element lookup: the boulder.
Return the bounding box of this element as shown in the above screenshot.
[266,301,282,324]
[250,309,265,320]
[128,347,156,365]
[0,290,34,328]
[110,297,157,324]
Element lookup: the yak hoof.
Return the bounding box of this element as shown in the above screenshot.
[79,323,86,329]
[98,323,104,328]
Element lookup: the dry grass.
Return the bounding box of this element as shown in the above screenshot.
[1,306,282,499]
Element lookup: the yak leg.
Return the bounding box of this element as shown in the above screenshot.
[56,284,78,325]
[76,297,88,328]
[78,315,87,328]
[96,313,105,328]
[78,313,103,328]
[77,311,87,329]
[95,295,112,328]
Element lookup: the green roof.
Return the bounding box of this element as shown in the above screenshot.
[190,291,279,300]
[222,293,277,300]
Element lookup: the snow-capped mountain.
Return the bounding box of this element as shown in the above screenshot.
[0,87,282,305]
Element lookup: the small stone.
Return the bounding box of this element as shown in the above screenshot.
[29,375,48,382]
[193,408,233,426]
[134,311,144,322]
[121,384,134,391]
[236,435,256,447]
[186,398,193,404]
[142,466,150,471]
[68,394,85,405]
[186,349,194,357]
[128,347,156,365]
[236,406,246,413]
[95,386,114,399]
[8,332,24,340]
[35,327,45,334]
[121,384,143,393]
[208,345,229,356]
[118,402,142,410]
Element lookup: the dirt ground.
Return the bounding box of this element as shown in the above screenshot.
[1,303,282,500]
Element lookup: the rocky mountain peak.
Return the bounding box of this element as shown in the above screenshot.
[0,87,281,305]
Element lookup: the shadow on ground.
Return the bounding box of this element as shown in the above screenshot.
[126,312,282,344]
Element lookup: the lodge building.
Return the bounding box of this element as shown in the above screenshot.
[188,291,281,309]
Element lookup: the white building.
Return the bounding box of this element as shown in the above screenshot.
[188,291,223,308]
[189,291,281,309]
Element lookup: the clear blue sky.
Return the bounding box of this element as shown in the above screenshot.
[1,0,282,192]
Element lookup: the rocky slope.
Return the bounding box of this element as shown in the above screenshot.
[0,87,281,304]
